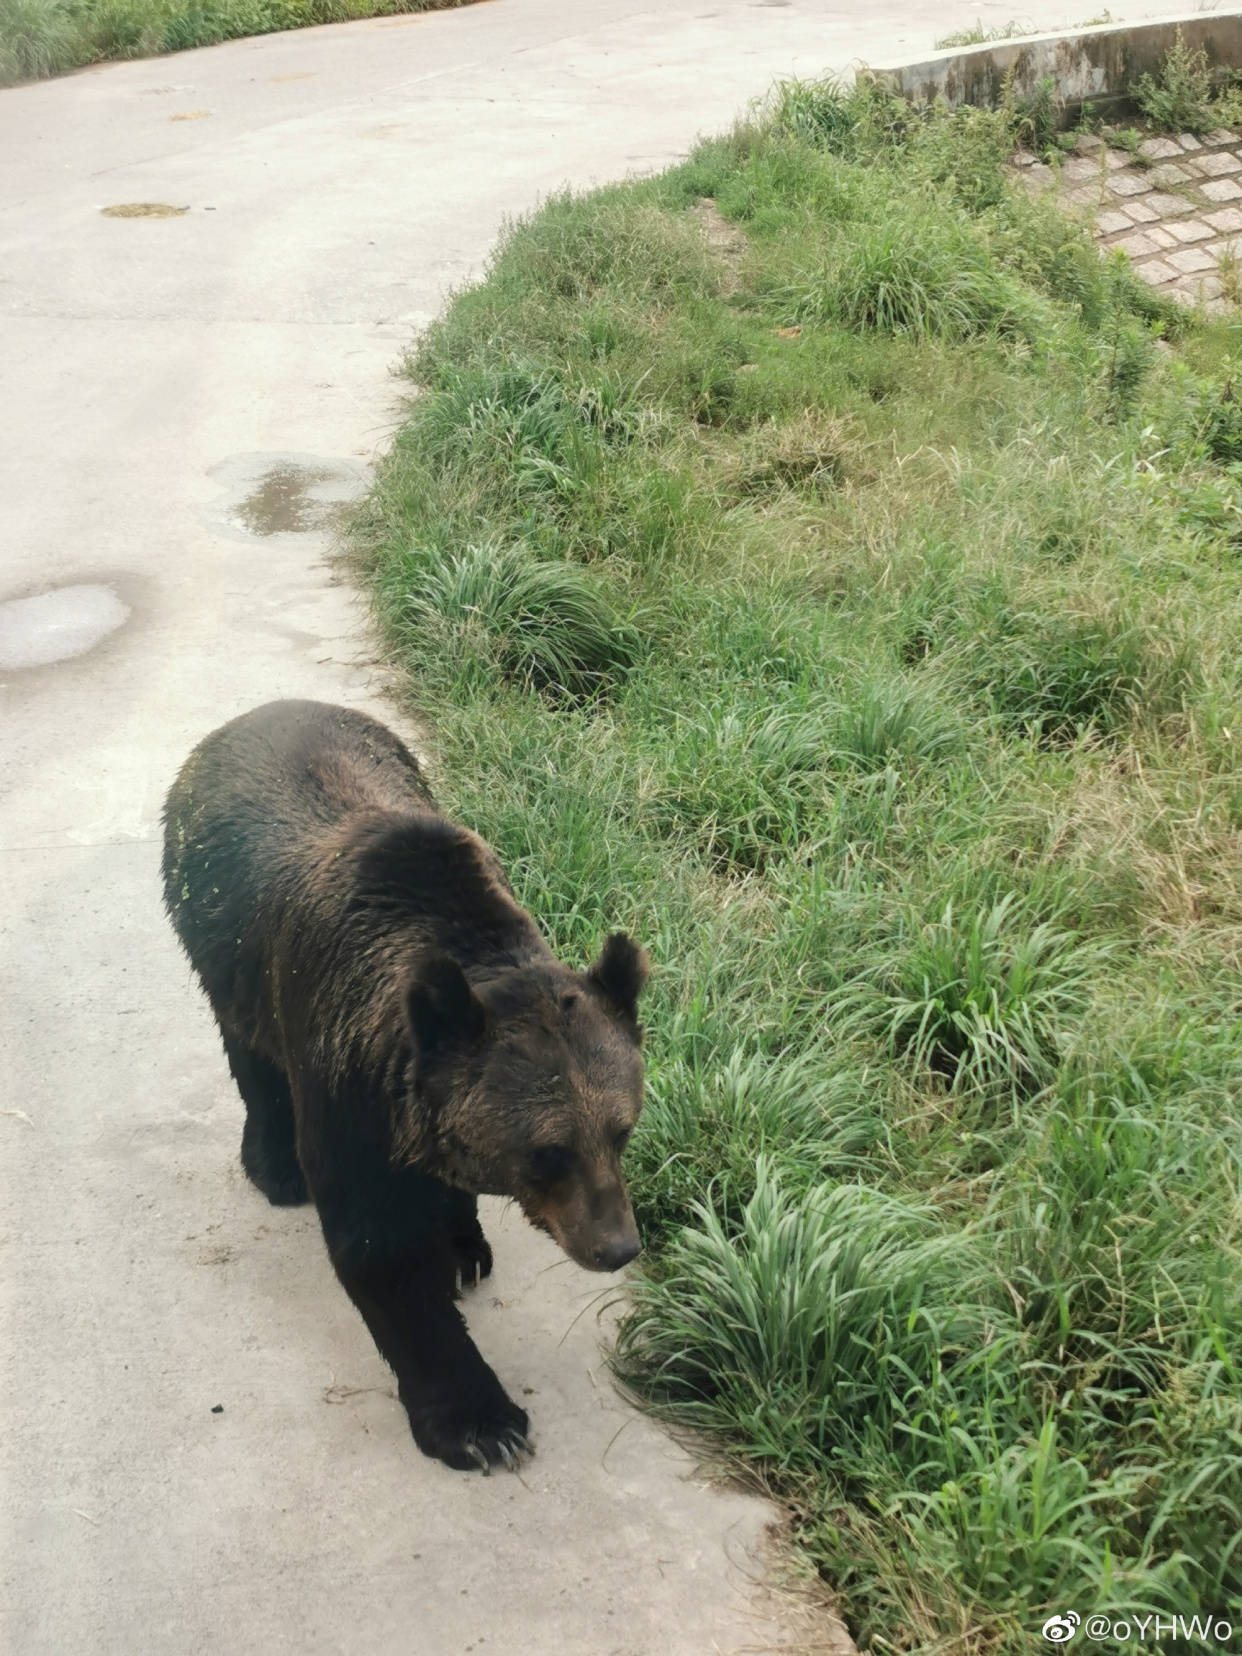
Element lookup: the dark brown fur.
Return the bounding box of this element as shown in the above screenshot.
[162,700,648,1472]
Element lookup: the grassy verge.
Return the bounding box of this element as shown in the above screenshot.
[0,0,466,87]
[353,77,1242,1655]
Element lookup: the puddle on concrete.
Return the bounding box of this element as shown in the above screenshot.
[0,583,129,671]
[236,462,346,534]
[100,203,189,218]
[206,453,368,542]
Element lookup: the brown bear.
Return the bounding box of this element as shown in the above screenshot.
[161,699,649,1472]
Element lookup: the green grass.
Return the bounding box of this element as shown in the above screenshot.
[934,20,1032,50]
[395,539,640,701]
[936,11,1117,50]
[0,0,466,86]
[353,74,1242,1656]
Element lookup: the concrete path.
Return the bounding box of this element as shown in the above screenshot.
[0,3,1169,1652]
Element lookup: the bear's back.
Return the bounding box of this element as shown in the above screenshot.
[161,703,435,1012]
[200,699,431,823]
[162,702,542,1053]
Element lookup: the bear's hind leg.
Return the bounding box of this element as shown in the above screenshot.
[445,1190,492,1291]
[224,1037,309,1206]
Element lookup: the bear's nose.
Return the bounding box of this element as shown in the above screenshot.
[595,1236,640,1272]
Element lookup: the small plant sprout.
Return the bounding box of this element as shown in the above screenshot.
[1217,242,1241,309]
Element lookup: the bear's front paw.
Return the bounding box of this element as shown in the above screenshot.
[241,1150,310,1207]
[451,1228,493,1292]
[408,1392,531,1474]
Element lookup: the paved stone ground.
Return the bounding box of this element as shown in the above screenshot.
[1017,126,1242,312]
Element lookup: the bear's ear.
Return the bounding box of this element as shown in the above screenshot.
[405,954,485,1060]
[587,933,649,1024]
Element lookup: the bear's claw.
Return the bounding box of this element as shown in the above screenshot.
[464,1425,531,1475]
[492,1431,528,1473]
[410,1397,531,1473]
[450,1230,493,1293]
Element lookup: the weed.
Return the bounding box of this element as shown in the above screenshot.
[1105,124,1143,156]
[615,1165,991,1473]
[720,409,855,497]
[934,19,1030,50]
[1217,244,1242,311]
[1009,73,1062,157]
[1183,365,1242,465]
[1098,263,1158,420]
[1133,28,1217,136]
[639,693,831,871]
[831,675,962,771]
[958,594,1193,743]
[1215,79,1242,132]
[769,74,913,160]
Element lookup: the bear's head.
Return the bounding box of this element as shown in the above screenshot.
[404,934,649,1272]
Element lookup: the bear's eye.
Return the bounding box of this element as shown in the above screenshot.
[613,1127,632,1153]
[530,1145,575,1184]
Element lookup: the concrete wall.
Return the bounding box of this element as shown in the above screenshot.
[875,11,1242,124]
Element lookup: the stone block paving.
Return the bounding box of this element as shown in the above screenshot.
[1015,128,1242,313]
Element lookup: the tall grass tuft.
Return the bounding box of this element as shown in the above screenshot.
[791,213,1041,342]
[396,542,640,701]
[0,0,77,78]
[639,695,831,870]
[955,595,1195,743]
[831,894,1106,1096]
[615,1166,991,1475]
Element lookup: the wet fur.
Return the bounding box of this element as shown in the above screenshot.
[162,699,647,1472]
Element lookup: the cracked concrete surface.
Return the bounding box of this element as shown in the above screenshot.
[0,2,1173,1651]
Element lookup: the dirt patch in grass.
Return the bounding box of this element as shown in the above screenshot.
[689,195,749,293]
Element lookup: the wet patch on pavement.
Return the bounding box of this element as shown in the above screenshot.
[0,583,129,672]
[100,203,189,218]
[206,453,368,542]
